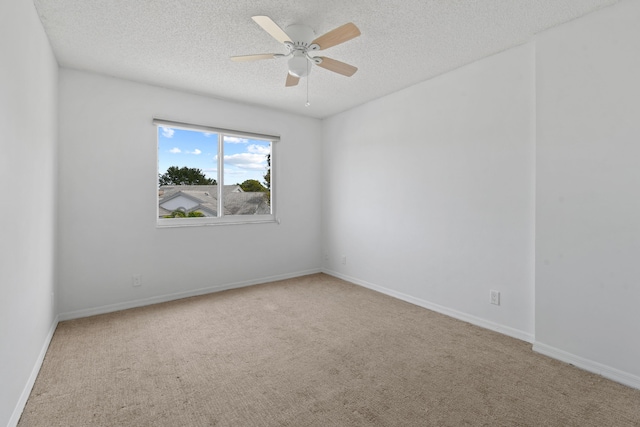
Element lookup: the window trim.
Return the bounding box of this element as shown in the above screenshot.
[153,119,280,143]
[154,118,278,227]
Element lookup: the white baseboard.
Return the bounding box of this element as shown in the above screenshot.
[322,269,640,391]
[533,342,640,390]
[8,315,59,427]
[58,269,322,321]
[323,269,535,344]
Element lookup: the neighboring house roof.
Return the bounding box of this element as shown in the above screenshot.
[223,192,271,215]
[158,206,173,217]
[158,185,269,217]
[159,185,241,199]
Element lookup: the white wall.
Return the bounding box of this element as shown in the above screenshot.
[322,43,536,341]
[0,0,59,425]
[57,69,322,317]
[534,0,640,386]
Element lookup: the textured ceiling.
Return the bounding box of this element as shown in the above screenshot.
[33,0,618,119]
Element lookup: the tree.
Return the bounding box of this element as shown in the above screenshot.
[164,209,205,218]
[239,179,267,193]
[262,154,271,205]
[159,166,216,186]
[263,154,271,190]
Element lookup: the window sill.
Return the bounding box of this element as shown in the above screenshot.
[157,215,278,228]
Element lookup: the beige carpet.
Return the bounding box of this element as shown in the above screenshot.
[19,274,640,426]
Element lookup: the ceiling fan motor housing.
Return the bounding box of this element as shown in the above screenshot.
[284,24,321,77]
[285,24,316,46]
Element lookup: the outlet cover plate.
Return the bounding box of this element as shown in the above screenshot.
[490,290,500,305]
[132,274,142,287]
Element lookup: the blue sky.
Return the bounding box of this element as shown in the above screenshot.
[158,126,271,185]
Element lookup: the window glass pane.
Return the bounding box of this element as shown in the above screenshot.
[158,126,219,219]
[222,135,272,216]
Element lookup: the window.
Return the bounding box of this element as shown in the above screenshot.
[154,119,277,226]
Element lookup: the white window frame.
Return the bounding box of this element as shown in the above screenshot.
[154,118,278,227]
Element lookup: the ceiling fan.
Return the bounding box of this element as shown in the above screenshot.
[231,16,361,87]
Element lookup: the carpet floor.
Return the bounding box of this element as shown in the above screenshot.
[18,273,640,426]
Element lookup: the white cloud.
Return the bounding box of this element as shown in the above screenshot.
[247,144,270,155]
[187,149,202,155]
[224,136,250,144]
[160,127,175,138]
[204,132,214,137]
[223,153,268,170]
[169,147,181,154]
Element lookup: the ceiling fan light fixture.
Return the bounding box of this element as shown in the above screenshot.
[288,54,310,78]
[231,16,360,86]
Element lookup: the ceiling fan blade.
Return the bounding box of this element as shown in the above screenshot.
[312,23,360,50]
[317,57,358,77]
[230,54,277,62]
[285,73,300,87]
[252,16,292,44]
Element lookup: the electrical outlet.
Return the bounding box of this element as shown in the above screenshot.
[490,290,500,305]
[132,274,142,287]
